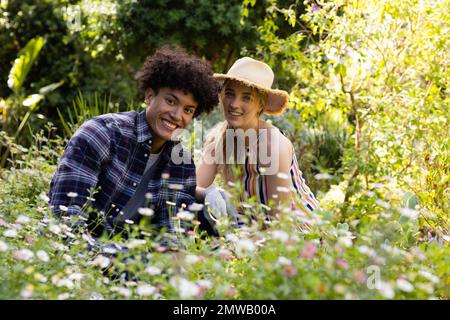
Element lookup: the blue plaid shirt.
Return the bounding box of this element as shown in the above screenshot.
[49,110,197,237]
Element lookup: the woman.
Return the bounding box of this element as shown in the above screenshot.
[196,57,319,227]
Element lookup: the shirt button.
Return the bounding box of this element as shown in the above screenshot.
[133,182,137,187]
[144,153,148,157]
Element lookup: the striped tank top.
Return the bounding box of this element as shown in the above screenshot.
[240,132,319,216]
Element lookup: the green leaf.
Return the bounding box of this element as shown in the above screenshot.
[337,222,349,231]
[7,36,45,93]
[403,192,419,209]
[38,80,65,95]
[22,94,44,111]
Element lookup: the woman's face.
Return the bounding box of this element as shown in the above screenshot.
[221,81,261,130]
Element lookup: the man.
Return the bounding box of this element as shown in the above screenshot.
[49,47,220,242]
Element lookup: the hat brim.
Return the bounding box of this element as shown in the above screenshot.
[214,73,289,116]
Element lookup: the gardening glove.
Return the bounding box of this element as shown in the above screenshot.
[204,185,227,221]
[221,190,241,226]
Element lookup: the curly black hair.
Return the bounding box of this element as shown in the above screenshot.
[136,46,220,117]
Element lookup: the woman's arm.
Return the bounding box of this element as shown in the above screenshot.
[195,145,218,202]
[264,132,294,208]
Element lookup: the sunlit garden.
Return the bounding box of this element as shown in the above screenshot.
[0,0,448,300]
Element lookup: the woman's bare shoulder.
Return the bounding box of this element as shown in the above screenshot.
[262,122,293,152]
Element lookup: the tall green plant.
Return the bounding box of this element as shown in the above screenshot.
[246,0,449,231]
[57,92,138,137]
[1,37,63,168]
[7,37,44,93]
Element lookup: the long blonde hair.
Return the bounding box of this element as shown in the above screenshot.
[203,80,268,183]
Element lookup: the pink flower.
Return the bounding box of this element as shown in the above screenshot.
[218,248,234,261]
[196,280,212,297]
[187,230,196,237]
[300,242,318,259]
[282,264,298,277]
[336,259,349,269]
[354,270,367,283]
[225,286,236,298]
[156,246,167,253]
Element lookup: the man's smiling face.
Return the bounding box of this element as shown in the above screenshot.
[145,87,197,152]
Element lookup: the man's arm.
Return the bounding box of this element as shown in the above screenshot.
[49,117,111,230]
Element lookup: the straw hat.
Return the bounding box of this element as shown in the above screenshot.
[214,57,289,116]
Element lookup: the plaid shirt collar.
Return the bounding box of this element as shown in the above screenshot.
[136,108,153,143]
[135,108,177,155]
